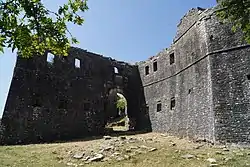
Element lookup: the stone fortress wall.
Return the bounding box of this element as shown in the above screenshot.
[0,48,151,145]
[137,7,250,144]
[1,7,250,145]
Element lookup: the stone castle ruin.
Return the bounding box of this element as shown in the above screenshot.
[1,7,250,145]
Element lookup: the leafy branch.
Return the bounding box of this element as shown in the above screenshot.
[0,0,88,57]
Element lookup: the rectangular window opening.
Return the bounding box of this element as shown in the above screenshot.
[170,53,175,65]
[114,67,119,74]
[153,61,157,72]
[58,99,68,109]
[188,88,193,94]
[156,102,162,112]
[47,53,55,64]
[32,94,42,107]
[170,97,175,110]
[145,66,149,75]
[75,58,81,68]
[247,74,250,80]
[84,102,91,111]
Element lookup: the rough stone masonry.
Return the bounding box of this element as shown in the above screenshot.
[1,7,250,145]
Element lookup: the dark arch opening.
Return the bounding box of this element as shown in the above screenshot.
[104,88,131,132]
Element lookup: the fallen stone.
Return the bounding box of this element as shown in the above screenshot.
[112,152,121,156]
[215,151,225,155]
[102,157,111,162]
[181,154,196,159]
[89,154,104,162]
[98,149,104,154]
[120,136,126,140]
[116,156,125,161]
[209,164,218,167]
[224,157,233,162]
[149,148,157,152]
[206,158,217,163]
[235,152,244,156]
[103,136,112,140]
[66,162,77,166]
[140,145,150,149]
[194,144,204,149]
[82,156,90,161]
[72,152,85,159]
[222,148,230,151]
[160,133,167,137]
[124,155,130,159]
[129,146,139,149]
[52,150,57,154]
[103,146,114,151]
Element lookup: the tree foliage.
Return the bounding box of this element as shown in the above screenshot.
[0,0,88,57]
[217,0,250,43]
[116,93,127,111]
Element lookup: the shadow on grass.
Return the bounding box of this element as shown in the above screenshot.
[51,129,151,145]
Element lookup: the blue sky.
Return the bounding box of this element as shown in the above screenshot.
[0,0,217,117]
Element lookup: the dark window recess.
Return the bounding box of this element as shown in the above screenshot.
[209,35,214,41]
[62,56,68,62]
[114,67,119,74]
[188,88,193,94]
[32,95,42,107]
[58,100,67,109]
[145,66,149,75]
[156,102,162,112]
[170,97,175,110]
[170,53,175,65]
[247,74,250,80]
[153,61,158,71]
[84,102,91,111]
[146,105,149,113]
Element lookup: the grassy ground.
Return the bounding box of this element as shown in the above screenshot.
[0,133,249,167]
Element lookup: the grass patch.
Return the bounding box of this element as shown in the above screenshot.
[0,133,249,167]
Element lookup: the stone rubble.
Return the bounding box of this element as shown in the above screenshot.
[65,135,161,166]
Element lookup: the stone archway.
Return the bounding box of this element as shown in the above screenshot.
[104,88,129,131]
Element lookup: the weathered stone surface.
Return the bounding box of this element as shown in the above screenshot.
[137,7,250,144]
[206,158,217,163]
[103,136,112,140]
[72,152,85,159]
[1,6,250,146]
[0,48,151,145]
[181,154,196,159]
[89,154,104,162]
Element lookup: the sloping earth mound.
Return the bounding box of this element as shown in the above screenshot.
[0,133,249,167]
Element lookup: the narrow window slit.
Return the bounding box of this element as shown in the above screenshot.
[114,67,119,74]
[170,97,175,110]
[153,61,157,72]
[170,53,175,65]
[75,58,81,68]
[145,66,149,75]
[47,53,55,64]
[156,101,162,112]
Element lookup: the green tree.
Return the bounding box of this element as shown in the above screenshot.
[116,93,127,115]
[0,0,88,57]
[216,0,250,43]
